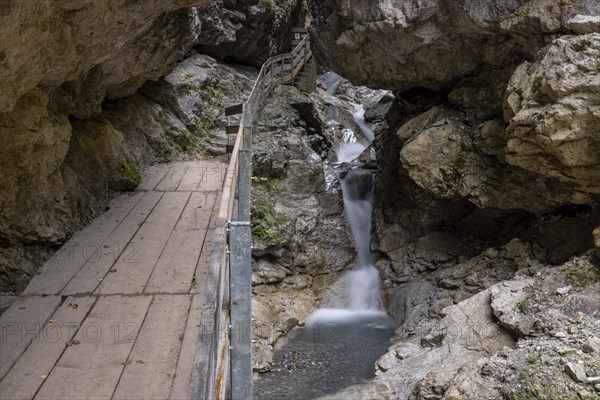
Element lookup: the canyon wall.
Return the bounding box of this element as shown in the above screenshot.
[310,0,600,271]
[0,0,303,293]
[309,1,600,398]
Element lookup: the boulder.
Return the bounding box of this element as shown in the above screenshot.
[504,34,600,202]
[490,279,535,336]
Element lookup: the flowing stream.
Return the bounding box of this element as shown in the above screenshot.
[255,95,395,399]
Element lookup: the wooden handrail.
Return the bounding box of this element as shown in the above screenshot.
[191,31,313,400]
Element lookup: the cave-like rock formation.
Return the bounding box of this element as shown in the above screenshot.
[310,0,600,271]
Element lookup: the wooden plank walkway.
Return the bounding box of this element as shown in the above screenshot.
[0,160,227,400]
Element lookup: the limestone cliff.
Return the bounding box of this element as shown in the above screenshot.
[308,0,600,269]
[307,1,600,399]
[0,0,280,293]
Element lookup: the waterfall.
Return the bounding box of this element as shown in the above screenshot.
[334,104,373,164]
[324,71,343,95]
[351,104,374,142]
[307,103,385,324]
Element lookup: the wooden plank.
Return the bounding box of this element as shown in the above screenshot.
[144,192,216,294]
[34,295,152,400]
[96,191,190,295]
[61,191,163,295]
[112,295,192,400]
[177,162,205,192]
[198,161,227,192]
[24,192,145,295]
[0,296,97,399]
[225,125,240,134]
[191,190,222,295]
[168,294,204,400]
[224,103,243,116]
[155,163,189,191]
[0,296,62,380]
[139,164,170,191]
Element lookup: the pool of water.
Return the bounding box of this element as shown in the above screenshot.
[254,312,396,399]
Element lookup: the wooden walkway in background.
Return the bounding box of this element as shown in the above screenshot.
[0,160,227,400]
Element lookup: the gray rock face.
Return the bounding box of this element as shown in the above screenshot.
[196,0,307,66]
[309,0,599,92]
[0,1,204,114]
[504,33,600,203]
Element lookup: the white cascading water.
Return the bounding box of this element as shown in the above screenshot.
[351,104,375,142]
[308,104,385,325]
[334,104,374,164]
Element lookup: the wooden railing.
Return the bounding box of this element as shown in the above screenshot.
[189,30,313,400]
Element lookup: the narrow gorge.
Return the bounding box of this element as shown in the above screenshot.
[1,1,599,400]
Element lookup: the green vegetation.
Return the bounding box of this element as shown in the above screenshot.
[516,298,529,313]
[259,0,274,9]
[527,353,540,363]
[251,203,283,247]
[565,267,600,287]
[166,128,201,158]
[251,175,280,191]
[121,162,141,190]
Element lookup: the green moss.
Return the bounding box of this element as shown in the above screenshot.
[121,162,141,190]
[167,128,202,157]
[259,0,274,9]
[251,203,283,247]
[528,353,540,363]
[516,299,529,314]
[565,267,600,287]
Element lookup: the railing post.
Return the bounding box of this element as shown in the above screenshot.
[269,59,274,95]
[238,150,252,221]
[228,219,252,400]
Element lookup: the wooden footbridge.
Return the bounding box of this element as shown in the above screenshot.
[0,30,314,400]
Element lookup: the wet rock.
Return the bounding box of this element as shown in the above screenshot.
[254,343,274,373]
[250,86,359,371]
[386,282,440,329]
